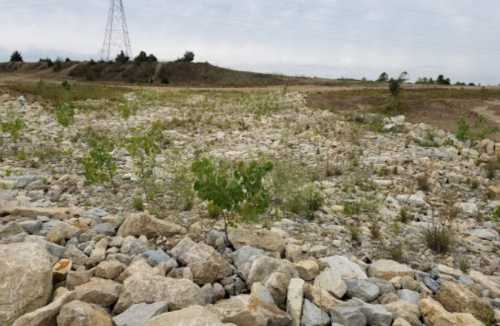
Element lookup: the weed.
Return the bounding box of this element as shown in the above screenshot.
[348,224,361,244]
[1,116,25,141]
[286,184,324,220]
[399,207,411,223]
[455,118,470,141]
[423,222,454,254]
[492,206,500,221]
[458,257,470,274]
[55,103,75,127]
[132,196,144,211]
[416,174,431,192]
[168,162,195,211]
[370,221,381,240]
[207,202,222,219]
[344,201,361,216]
[387,244,405,262]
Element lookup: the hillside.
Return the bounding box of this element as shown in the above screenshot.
[0,60,347,87]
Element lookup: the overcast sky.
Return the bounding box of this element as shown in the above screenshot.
[1,0,499,84]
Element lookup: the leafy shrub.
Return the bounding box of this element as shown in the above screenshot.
[134,51,158,64]
[55,103,75,127]
[192,157,273,243]
[82,134,117,184]
[10,51,23,63]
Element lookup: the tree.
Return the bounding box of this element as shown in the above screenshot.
[147,54,158,62]
[377,72,389,82]
[10,51,23,63]
[436,75,451,85]
[192,157,273,246]
[178,51,195,63]
[115,51,130,64]
[134,51,148,63]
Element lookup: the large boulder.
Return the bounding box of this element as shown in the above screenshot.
[57,300,112,326]
[320,256,367,280]
[210,294,291,326]
[171,238,233,285]
[419,297,483,326]
[286,278,304,326]
[146,305,227,326]
[114,273,203,314]
[301,299,330,326]
[368,260,414,281]
[0,242,54,325]
[247,256,298,286]
[12,290,75,326]
[231,246,266,280]
[314,268,348,299]
[117,213,186,238]
[435,280,495,324]
[228,226,285,253]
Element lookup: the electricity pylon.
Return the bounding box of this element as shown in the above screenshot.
[100,0,132,61]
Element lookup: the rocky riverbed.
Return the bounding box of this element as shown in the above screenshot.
[0,89,499,325]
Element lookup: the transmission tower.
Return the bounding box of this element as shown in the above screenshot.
[100,0,132,61]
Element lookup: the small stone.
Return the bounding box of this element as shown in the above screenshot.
[74,278,122,307]
[398,289,420,306]
[143,249,170,266]
[53,258,72,282]
[113,302,169,326]
[360,303,393,326]
[368,260,414,281]
[294,259,320,281]
[94,260,126,280]
[330,305,367,326]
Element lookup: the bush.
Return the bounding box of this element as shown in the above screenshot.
[455,118,470,141]
[10,51,23,63]
[377,72,388,82]
[287,184,324,220]
[192,157,273,244]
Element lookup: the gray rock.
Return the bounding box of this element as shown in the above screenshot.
[330,305,367,326]
[398,289,420,305]
[19,220,42,234]
[83,207,109,222]
[346,279,380,302]
[0,222,25,239]
[93,223,117,236]
[320,256,367,280]
[468,228,499,241]
[360,303,393,326]
[171,237,233,285]
[287,278,304,326]
[121,236,149,256]
[301,299,330,326]
[368,278,395,295]
[113,302,168,326]
[314,268,348,299]
[231,245,266,280]
[143,249,171,266]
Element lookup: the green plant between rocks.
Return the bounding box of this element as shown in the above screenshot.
[192,157,273,246]
[55,103,75,127]
[82,134,117,185]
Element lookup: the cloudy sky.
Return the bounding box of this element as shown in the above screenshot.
[1,0,499,84]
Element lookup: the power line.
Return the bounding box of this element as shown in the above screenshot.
[100,0,132,60]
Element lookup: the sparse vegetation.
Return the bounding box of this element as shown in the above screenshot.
[82,132,117,185]
[55,103,75,127]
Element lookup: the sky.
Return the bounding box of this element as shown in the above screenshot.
[0,0,499,84]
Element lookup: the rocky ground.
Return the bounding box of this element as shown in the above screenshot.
[0,87,499,325]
